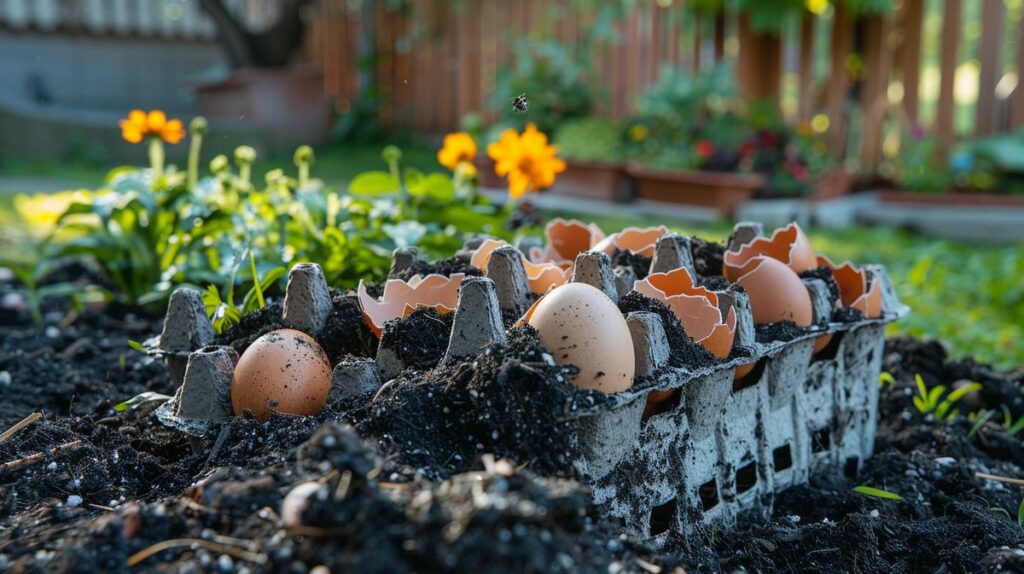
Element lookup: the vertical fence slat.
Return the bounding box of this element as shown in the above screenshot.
[859,15,893,169]
[737,13,781,101]
[825,3,852,154]
[935,0,962,154]
[1012,17,1024,126]
[797,10,815,120]
[899,0,924,124]
[975,0,1004,136]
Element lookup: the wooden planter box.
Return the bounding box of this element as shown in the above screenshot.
[626,163,765,216]
[811,169,856,201]
[878,190,1024,208]
[552,159,628,202]
[473,155,504,190]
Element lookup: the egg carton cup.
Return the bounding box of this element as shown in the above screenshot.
[152,264,384,434]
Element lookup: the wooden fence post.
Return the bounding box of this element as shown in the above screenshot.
[935,0,962,157]
[859,15,893,169]
[797,10,816,121]
[825,2,852,155]
[1013,20,1024,127]
[975,0,1004,136]
[898,0,924,124]
[736,12,781,101]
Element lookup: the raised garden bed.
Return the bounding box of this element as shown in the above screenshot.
[625,163,765,216]
[551,159,629,202]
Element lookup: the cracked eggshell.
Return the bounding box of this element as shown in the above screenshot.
[470,238,571,295]
[723,222,817,282]
[733,256,813,327]
[231,329,332,420]
[594,225,670,258]
[532,218,606,264]
[357,274,464,337]
[634,268,736,360]
[524,282,634,393]
[818,256,883,318]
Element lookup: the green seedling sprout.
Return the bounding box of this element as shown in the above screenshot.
[878,372,896,388]
[114,392,172,412]
[853,485,903,500]
[1002,406,1024,436]
[912,374,982,421]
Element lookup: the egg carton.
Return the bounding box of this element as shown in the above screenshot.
[147,227,906,543]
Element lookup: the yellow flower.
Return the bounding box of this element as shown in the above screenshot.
[437,132,478,170]
[487,123,566,200]
[119,109,186,144]
[629,124,649,142]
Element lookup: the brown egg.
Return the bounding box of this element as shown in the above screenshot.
[524,283,635,393]
[231,329,332,420]
[733,256,813,327]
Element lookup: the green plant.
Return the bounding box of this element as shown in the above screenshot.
[553,117,624,163]
[203,250,286,335]
[912,374,982,420]
[1002,407,1024,436]
[1018,497,1024,526]
[853,485,903,501]
[878,372,896,388]
[883,127,951,193]
[0,250,105,325]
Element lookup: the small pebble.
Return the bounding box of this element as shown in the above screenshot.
[45,326,60,339]
[65,495,83,507]
[46,462,57,471]
[869,509,880,518]
[310,566,331,574]
[0,371,11,386]
[217,554,233,572]
[934,457,957,466]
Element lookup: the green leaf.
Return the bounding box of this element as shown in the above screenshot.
[127,339,147,354]
[114,392,171,412]
[853,485,903,501]
[248,250,265,310]
[915,374,928,401]
[968,410,995,438]
[404,169,456,202]
[242,266,286,314]
[349,171,401,196]
[1018,497,1024,527]
[877,372,896,388]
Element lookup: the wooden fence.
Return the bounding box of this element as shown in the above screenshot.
[308,0,1024,169]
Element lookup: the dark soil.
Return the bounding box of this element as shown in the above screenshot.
[614,251,653,280]
[755,320,807,343]
[800,265,841,306]
[3,300,1024,572]
[690,237,725,278]
[617,291,718,371]
[392,254,482,282]
[377,307,455,372]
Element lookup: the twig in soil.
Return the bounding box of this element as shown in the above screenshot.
[0,439,84,474]
[0,412,42,443]
[202,424,232,471]
[975,471,1024,486]
[126,538,267,567]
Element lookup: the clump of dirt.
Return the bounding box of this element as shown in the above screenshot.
[697,275,730,291]
[377,308,455,372]
[351,326,605,480]
[689,237,725,278]
[800,265,841,305]
[613,251,652,280]
[755,320,806,343]
[617,291,718,370]
[832,306,865,323]
[315,294,377,363]
[393,254,482,281]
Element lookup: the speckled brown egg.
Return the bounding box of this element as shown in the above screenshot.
[231,329,331,420]
[525,282,635,393]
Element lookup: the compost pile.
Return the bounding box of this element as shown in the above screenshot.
[2,285,1024,572]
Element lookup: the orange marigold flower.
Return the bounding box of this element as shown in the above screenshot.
[486,123,566,200]
[119,109,187,144]
[437,132,478,170]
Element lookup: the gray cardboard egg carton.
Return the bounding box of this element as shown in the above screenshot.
[147,225,906,543]
[567,225,907,542]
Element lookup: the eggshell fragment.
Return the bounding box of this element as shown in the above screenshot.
[819,256,883,318]
[357,274,464,337]
[633,268,736,360]
[594,225,670,258]
[231,329,332,420]
[524,283,635,393]
[733,256,813,327]
[470,238,571,295]
[723,223,817,282]
[530,218,606,264]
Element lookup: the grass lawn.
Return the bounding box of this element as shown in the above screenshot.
[1,143,1021,371]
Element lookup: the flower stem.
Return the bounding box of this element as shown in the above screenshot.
[187,132,202,190]
[148,137,165,181]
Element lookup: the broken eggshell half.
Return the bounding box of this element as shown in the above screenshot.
[522,282,635,393]
[732,256,813,327]
[817,256,884,319]
[593,225,670,258]
[723,222,817,282]
[357,274,464,338]
[528,218,606,264]
[633,268,737,360]
[470,238,571,295]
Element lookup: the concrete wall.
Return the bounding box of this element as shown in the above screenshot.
[0,30,224,113]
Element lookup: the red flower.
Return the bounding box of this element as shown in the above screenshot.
[695,140,715,159]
